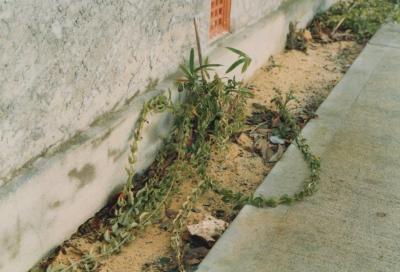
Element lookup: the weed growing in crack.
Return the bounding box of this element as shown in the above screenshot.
[313,0,400,43]
[286,0,400,50]
[209,89,321,209]
[46,47,252,272]
[46,42,320,272]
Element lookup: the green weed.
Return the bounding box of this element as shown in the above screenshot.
[46,40,320,272]
[314,0,400,42]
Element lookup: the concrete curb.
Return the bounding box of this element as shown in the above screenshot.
[198,23,400,272]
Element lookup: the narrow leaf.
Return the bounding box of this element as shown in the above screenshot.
[194,63,222,72]
[226,58,245,73]
[242,58,251,73]
[179,64,192,78]
[226,47,248,58]
[189,48,195,74]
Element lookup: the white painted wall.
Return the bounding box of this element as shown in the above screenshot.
[231,0,284,31]
[0,0,210,186]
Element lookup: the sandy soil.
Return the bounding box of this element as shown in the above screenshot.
[35,40,362,272]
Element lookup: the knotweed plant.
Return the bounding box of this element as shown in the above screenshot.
[46,47,320,272]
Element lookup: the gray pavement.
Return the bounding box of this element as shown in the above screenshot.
[198,24,400,272]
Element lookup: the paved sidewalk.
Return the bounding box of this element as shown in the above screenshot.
[198,24,400,272]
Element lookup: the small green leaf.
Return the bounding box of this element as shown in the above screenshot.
[189,48,195,74]
[111,222,119,233]
[179,64,192,79]
[242,58,251,73]
[194,63,222,73]
[225,58,245,73]
[226,47,248,58]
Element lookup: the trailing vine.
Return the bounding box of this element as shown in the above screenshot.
[46,47,320,272]
[45,94,174,272]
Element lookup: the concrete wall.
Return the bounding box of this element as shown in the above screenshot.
[231,0,284,31]
[0,0,336,271]
[0,0,210,186]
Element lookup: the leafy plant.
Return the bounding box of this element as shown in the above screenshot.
[271,89,299,139]
[225,47,252,73]
[314,0,400,42]
[44,41,319,272]
[171,48,252,271]
[45,46,252,272]
[209,89,321,209]
[286,22,308,52]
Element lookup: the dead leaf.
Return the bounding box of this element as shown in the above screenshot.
[286,22,308,52]
[303,29,313,42]
[165,209,178,219]
[269,145,285,163]
[331,32,354,41]
[320,32,332,43]
[272,115,281,128]
[236,133,253,151]
[312,21,332,43]
[255,128,271,136]
[184,247,209,266]
[255,139,274,161]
